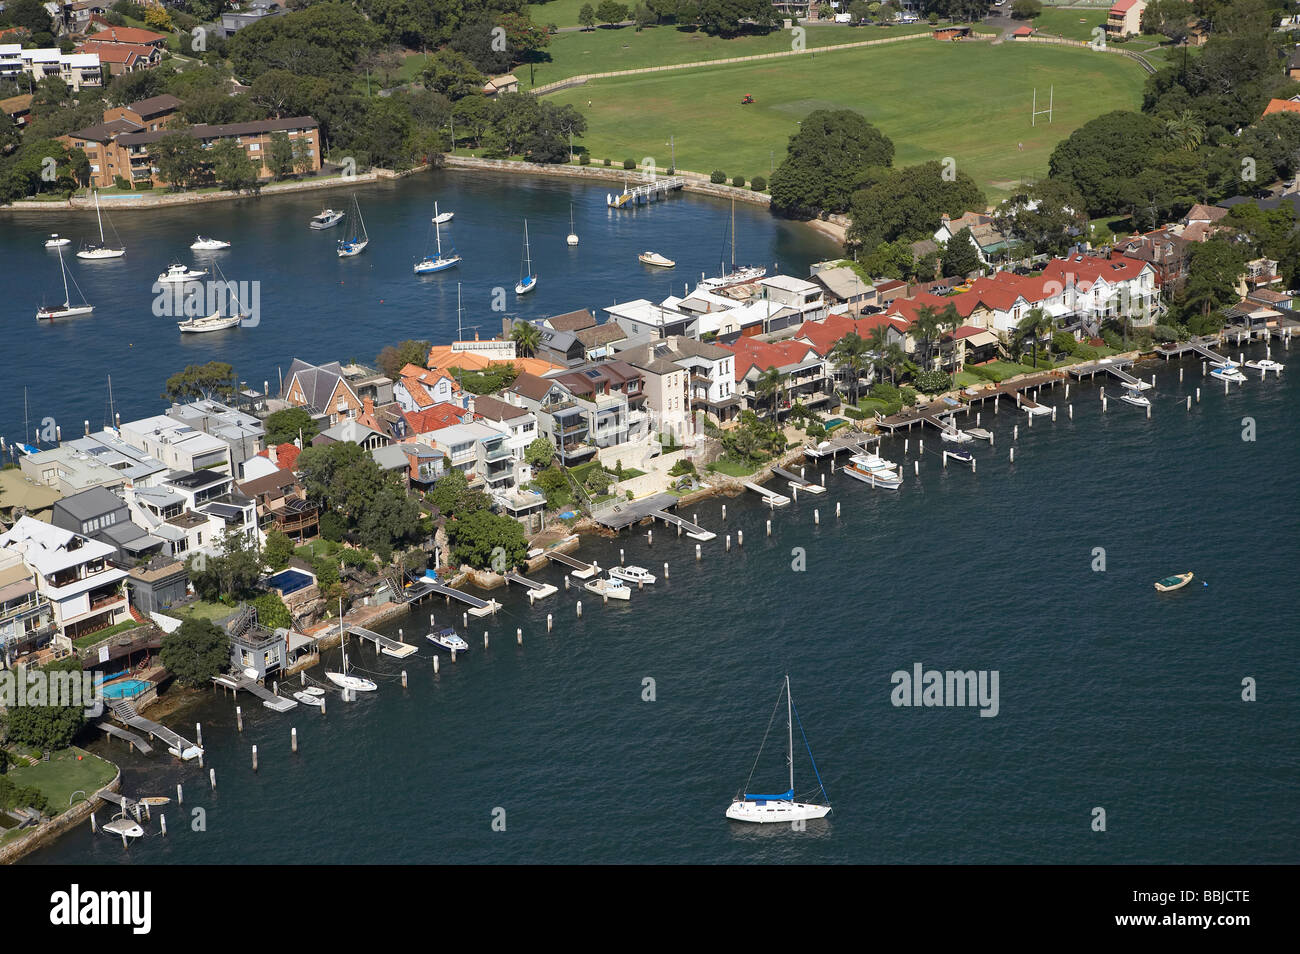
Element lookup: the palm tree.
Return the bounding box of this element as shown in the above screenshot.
[510,320,541,357]
[882,343,906,386]
[1015,308,1051,366]
[1165,110,1205,152]
[755,366,787,424]
[936,302,961,372]
[830,332,869,408]
[909,304,940,372]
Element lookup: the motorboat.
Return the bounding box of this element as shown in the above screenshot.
[101,815,145,839]
[44,233,70,248]
[190,236,230,250]
[940,427,972,443]
[1210,363,1246,383]
[414,201,460,273]
[843,453,901,489]
[426,626,470,653]
[178,311,243,333]
[945,448,974,464]
[309,208,345,229]
[1244,358,1283,373]
[433,209,454,224]
[36,243,94,320]
[304,686,326,697]
[292,690,325,708]
[1154,572,1194,592]
[1119,387,1151,408]
[157,263,207,284]
[608,565,656,585]
[725,676,831,824]
[584,576,631,601]
[638,251,675,268]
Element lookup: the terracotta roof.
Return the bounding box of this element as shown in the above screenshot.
[276,443,300,472]
[792,313,906,354]
[425,346,561,377]
[1263,98,1300,117]
[722,338,823,382]
[77,40,156,64]
[85,25,167,44]
[405,403,472,434]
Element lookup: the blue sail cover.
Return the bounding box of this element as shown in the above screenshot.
[743,789,794,802]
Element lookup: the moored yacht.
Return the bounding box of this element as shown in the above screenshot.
[309,208,345,229]
[609,565,656,585]
[584,576,631,601]
[844,453,901,489]
[1120,385,1151,408]
[44,233,70,248]
[157,263,207,283]
[190,235,231,250]
[940,427,973,443]
[1244,358,1284,373]
[426,626,469,653]
[1210,362,1246,383]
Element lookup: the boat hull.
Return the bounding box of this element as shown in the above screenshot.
[515,278,537,294]
[725,800,831,824]
[1154,572,1194,592]
[844,465,901,489]
[325,672,377,692]
[337,240,368,258]
[37,305,94,320]
[584,581,631,600]
[608,567,656,585]
[76,249,124,260]
[414,256,460,274]
[178,315,243,333]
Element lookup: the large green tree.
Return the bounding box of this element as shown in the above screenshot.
[154,132,208,190]
[445,508,528,570]
[2,657,86,751]
[161,617,230,687]
[265,407,319,447]
[1048,111,1168,217]
[163,362,238,402]
[770,109,895,216]
[376,339,433,379]
[845,160,985,255]
[940,228,981,279]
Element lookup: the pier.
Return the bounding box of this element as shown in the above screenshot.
[649,509,717,540]
[772,466,826,494]
[545,551,599,578]
[422,578,501,617]
[803,430,880,458]
[1068,356,1149,388]
[591,492,678,531]
[212,673,299,711]
[107,700,202,760]
[504,572,558,599]
[96,722,153,755]
[607,176,685,209]
[347,624,419,659]
[742,481,791,507]
[1156,336,1230,364]
[874,402,963,434]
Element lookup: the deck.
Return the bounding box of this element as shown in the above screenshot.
[742,482,791,507]
[772,466,826,494]
[213,673,298,711]
[108,700,202,759]
[503,572,558,599]
[591,492,680,531]
[649,509,716,540]
[348,624,418,659]
[96,722,153,754]
[545,552,599,578]
[422,579,500,617]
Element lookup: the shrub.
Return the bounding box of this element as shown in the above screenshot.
[667,459,695,477]
[113,175,131,191]
[136,180,153,190]
[913,370,953,393]
[1101,329,1123,351]
[928,12,939,24]
[1150,324,1179,343]
[710,170,726,184]
[731,175,745,188]
[900,386,918,407]
[603,158,611,166]
[1052,331,1077,355]
[843,406,866,420]
[666,165,674,174]
[579,153,590,165]
[751,175,766,191]
[1074,345,1099,361]
[623,158,635,170]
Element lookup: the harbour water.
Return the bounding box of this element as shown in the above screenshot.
[0,170,834,445]
[23,337,1300,864]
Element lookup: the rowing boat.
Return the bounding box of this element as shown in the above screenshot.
[1153,571,1194,592]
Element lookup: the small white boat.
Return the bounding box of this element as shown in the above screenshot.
[639,251,675,268]
[37,243,94,320]
[945,448,974,464]
[415,201,460,274]
[44,233,70,248]
[433,209,454,224]
[515,219,537,294]
[1210,363,1246,383]
[310,208,345,229]
[324,628,377,692]
[304,686,326,697]
[584,576,631,601]
[566,203,578,246]
[609,565,656,585]
[1245,359,1283,373]
[138,796,171,806]
[337,195,368,257]
[1120,387,1151,408]
[725,675,831,824]
[190,235,230,250]
[101,815,145,839]
[426,626,469,653]
[178,311,243,333]
[844,453,901,489]
[940,428,972,443]
[157,263,207,284]
[292,690,325,708]
[77,190,125,259]
[1154,571,1194,592]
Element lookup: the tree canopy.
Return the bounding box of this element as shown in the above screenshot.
[770,109,895,216]
[162,362,238,402]
[162,617,231,688]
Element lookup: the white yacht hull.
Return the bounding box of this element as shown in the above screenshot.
[76,248,124,260]
[325,672,377,692]
[584,580,631,600]
[941,430,972,443]
[515,277,537,294]
[725,799,831,824]
[1120,394,1150,408]
[608,567,656,585]
[178,313,243,333]
[37,305,94,320]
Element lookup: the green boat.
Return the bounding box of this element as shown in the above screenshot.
[1154,572,1194,592]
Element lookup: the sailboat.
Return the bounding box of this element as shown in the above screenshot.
[178,263,247,333]
[324,599,377,693]
[36,243,94,320]
[515,219,536,294]
[337,195,369,257]
[698,198,765,290]
[725,675,831,824]
[77,189,125,259]
[566,203,579,246]
[414,201,460,274]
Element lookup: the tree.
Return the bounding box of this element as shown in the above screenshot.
[186,528,264,602]
[267,130,296,179]
[446,508,528,570]
[769,109,894,216]
[992,179,1088,257]
[584,466,612,495]
[262,530,296,571]
[375,339,432,379]
[30,76,70,114]
[754,366,787,422]
[250,591,292,630]
[830,332,870,406]
[845,161,985,256]
[162,617,230,687]
[1179,237,1248,325]
[154,131,207,190]
[143,5,173,30]
[579,4,597,29]
[296,441,420,552]
[596,0,629,25]
[697,0,775,35]
[1047,111,1168,217]
[1141,0,1190,44]
[264,407,318,447]
[940,227,981,279]
[511,320,541,357]
[848,0,870,22]
[2,657,86,751]
[292,136,315,176]
[422,48,486,101]
[163,362,237,402]
[525,437,555,469]
[209,138,261,192]
[909,305,941,371]
[3,0,54,36]
[1010,0,1041,18]
[1014,308,1052,365]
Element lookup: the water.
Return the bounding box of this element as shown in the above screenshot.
[4,173,1297,864]
[0,170,833,444]
[24,344,1300,864]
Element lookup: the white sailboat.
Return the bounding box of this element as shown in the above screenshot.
[44,233,70,248]
[726,675,832,824]
[337,195,369,257]
[698,198,766,290]
[324,604,377,693]
[37,243,94,320]
[77,189,125,259]
[178,261,247,332]
[566,203,579,246]
[433,208,454,224]
[515,219,536,294]
[414,201,460,274]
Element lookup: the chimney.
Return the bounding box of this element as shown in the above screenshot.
[362,396,374,417]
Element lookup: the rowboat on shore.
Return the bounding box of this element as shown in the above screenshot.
[1154,572,1194,592]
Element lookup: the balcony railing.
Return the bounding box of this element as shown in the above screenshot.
[484,444,511,461]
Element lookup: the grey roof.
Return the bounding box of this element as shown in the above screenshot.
[575,322,627,348]
[126,93,181,117]
[669,336,731,361]
[546,309,597,332]
[285,359,346,413]
[67,117,142,143]
[371,445,411,471]
[620,342,681,376]
[538,327,580,353]
[813,266,874,301]
[51,485,124,522]
[473,395,532,422]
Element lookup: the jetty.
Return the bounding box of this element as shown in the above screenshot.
[212,673,298,711]
[874,401,964,434]
[1068,356,1149,388]
[772,466,826,494]
[347,624,418,659]
[95,722,153,755]
[649,509,717,539]
[591,492,678,531]
[607,176,684,209]
[1156,336,1230,364]
[504,572,558,599]
[422,578,500,617]
[803,430,880,458]
[107,700,202,760]
[545,551,599,578]
[742,481,790,507]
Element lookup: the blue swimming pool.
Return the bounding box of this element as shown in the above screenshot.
[824,418,850,433]
[266,569,315,595]
[102,679,150,699]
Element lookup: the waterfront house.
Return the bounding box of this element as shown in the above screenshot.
[120,484,222,562]
[164,400,265,479]
[235,469,318,543]
[118,413,235,478]
[283,359,363,426]
[472,395,538,466]
[51,486,165,564]
[542,309,598,334]
[547,361,648,450]
[669,336,740,425]
[0,469,62,529]
[425,421,516,492]
[0,549,55,664]
[1114,227,1194,295]
[0,516,130,648]
[311,419,390,452]
[809,263,878,315]
[505,373,598,465]
[722,338,833,415]
[68,429,168,488]
[605,298,700,340]
[223,603,287,680]
[395,364,460,413]
[125,556,189,617]
[158,470,259,549]
[575,321,629,361]
[619,340,695,440]
[1235,258,1284,298]
[19,445,127,496]
[534,326,587,368]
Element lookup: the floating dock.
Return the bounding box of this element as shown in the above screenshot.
[649,509,717,539]
[348,624,418,659]
[504,572,558,599]
[1155,336,1230,364]
[591,493,678,531]
[742,482,791,508]
[607,176,684,209]
[422,578,500,617]
[107,700,202,760]
[545,552,599,579]
[96,722,153,755]
[772,466,826,494]
[212,673,298,711]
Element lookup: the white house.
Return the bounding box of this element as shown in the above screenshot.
[118,414,234,477]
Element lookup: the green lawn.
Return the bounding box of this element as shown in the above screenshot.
[1030,7,1106,41]
[953,370,983,388]
[708,456,761,477]
[971,360,1040,382]
[527,0,593,28]
[72,620,141,651]
[552,39,1145,201]
[856,397,891,415]
[172,599,236,623]
[1,747,117,845]
[526,22,935,90]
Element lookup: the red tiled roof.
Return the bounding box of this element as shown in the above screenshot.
[722,338,822,382]
[1262,99,1300,117]
[77,40,155,64]
[405,403,472,434]
[85,25,167,44]
[1013,26,1033,36]
[276,443,300,473]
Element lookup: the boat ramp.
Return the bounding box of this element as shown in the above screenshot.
[212,673,299,712]
[743,481,790,507]
[422,578,501,617]
[772,466,826,495]
[545,551,599,578]
[649,509,716,540]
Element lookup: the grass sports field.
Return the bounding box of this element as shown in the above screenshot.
[550,39,1146,201]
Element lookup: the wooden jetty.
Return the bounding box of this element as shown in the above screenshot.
[607,176,684,209]
[107,700,202,760]
[1156,336,1229,364]
[545,551,599,579]
[1068,356,1148,388]
[772,466,826,494]
[422,578,500,617]
[742,481,791,507]
[347,624,418,659]
[591,492,678,531]
[504,572,558,599]
[803,430,880,458]
[212,673,298,711]
[649,509,717,539]
[96,722,152,755]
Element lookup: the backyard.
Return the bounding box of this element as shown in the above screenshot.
[0,747,117,847]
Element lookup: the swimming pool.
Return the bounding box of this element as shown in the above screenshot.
[102,679,151,700]
[266,569,315,595]
[824,418,850,433]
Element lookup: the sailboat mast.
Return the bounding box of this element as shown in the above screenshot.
[58,244,70,306]
[434,203,443,257]
[457,282,463,339]
[95,190,105,243]
[786,675,794,794]
[731,198,736,271]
